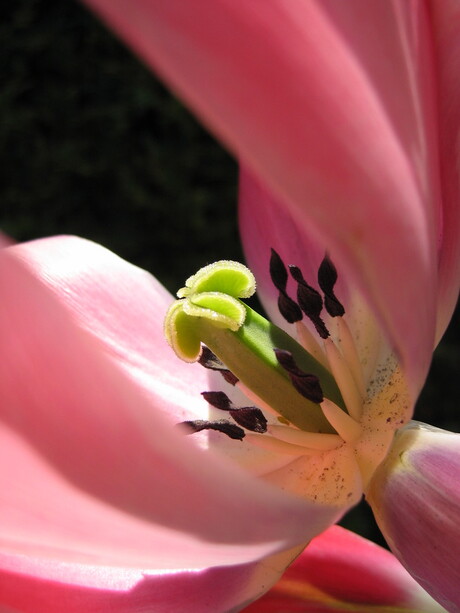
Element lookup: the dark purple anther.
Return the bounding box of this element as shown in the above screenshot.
[274,348,324,404]
[270,248,289,291]
[198,346,239,385]
[180,420,245,440]
[202,391,268,433]
[269,250,303,323]
[201,391,233,411]
[230,407,267,433]
[318,255,345,317]
[278,291,303,323]
[289,266,329,338]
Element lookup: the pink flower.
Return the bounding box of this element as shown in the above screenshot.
[1,1,459,611]
[3,236,441,612]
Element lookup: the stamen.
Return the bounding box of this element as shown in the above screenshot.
[318,255,345,317]
[295,321,329,369]
[269,248,289,291]
[201,391,268,433]
[228,408,268,433]
[274,348,324,404]
[268,425,343,450]
[289,266,329,338]
[336,317,367,396]
[277,291,303,323]
[245,433,325,455]
[180,420,245,440]
[269,250,302,323]
[324,338,363,421]
[201,390,233,411]
[198,346,239,385]
[320,399,361,444]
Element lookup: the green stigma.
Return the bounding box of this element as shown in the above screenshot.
[165,260,345,433]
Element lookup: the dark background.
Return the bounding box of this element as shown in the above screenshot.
[2,0,459,545]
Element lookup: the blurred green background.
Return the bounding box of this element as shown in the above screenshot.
[2,0,459,545]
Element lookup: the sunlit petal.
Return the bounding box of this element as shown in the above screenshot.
[0,538,304,613]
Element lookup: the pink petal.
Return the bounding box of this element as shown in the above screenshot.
[0,237,346,604]
[6,235,208,418]
[428,0,460,343]
[81,0,441,393]
[244,525,442,612]
[0,540,303,613]
[367,422,460,612]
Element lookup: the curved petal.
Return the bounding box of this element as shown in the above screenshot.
[6,235,208,418]
[81,0,440,393]
[0,541,304,613]
[367,422,460,612]
[244,526,446,612]
[428,0,460,342]
[0,238,345,581]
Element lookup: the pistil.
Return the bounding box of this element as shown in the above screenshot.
[165,254,369,461]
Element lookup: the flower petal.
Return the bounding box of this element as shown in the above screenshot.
[82,0,440,393]
[0,537,304,613]
[428,0,460,343]
[0,237,346,593]
[367,422,460,612]
[6,235,209,421]
[244,525,446,612]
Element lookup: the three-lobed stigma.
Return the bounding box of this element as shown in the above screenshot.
[164,260,256,361]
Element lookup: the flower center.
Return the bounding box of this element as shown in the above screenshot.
[164,251,375,461]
